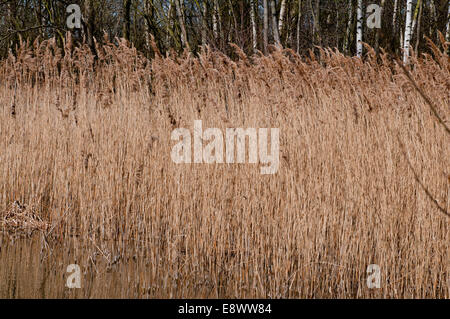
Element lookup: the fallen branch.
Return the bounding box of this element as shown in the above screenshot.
[397,134,449,219]
[395,57,450,135]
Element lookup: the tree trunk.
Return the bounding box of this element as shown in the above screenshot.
[83,0,97,58]
[429,0,437,42]
[228,0,238,45]
[343,0,353,54]
[374,0,386,54]
[166,0,173,47]
[271,0,281,47]
[356,0,363,58]
[414,0,423,54]
[212,0,222,48]
[335,9,340,49]
[144,0,151,52]
[392,0,398,34]
[38,0,45,38]
[123,0,132,41]
[212,0,218,39]
[278,0,287,36]
[250,0,258,52]
[296,0,303,53]
[263,0,269,53]
[403,0,413,64]
[175,0,189,50]
[5,3,12,49]
[446,1,450,42]
[202,0,207,46]
[410,0,421,41]
[400,25,403,52]
[309,0,321,47]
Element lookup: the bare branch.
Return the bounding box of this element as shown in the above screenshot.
[397,134,449,219]
[395,57,450,135]
[0,25,67,43]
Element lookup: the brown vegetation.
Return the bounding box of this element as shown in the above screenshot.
[0,36,448,298]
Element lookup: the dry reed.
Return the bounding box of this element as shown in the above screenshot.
[0,36,448,298]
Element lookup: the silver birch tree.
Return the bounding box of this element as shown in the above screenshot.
[446,1,450,42]
[356,0,363,58]
[403,0,413,63]
[250,0,258,52]
[278,0,287,37]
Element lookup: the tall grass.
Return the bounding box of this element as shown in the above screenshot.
[0,36,448,298]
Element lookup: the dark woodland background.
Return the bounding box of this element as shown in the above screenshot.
[0,0,449,60]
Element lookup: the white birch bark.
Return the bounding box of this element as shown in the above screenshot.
[278,0,287,35]
[392,0,398,35]
[144,0,151,51]
[446,1,450,42]
[400,26,403,50]
[250,0,258,52]
[403,0,413,64]
[213,0,220,40]
[356,0,363,58]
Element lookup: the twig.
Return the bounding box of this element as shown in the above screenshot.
[0,25,66,43]
[397,134,449,219]
[46,205,71,237]
[394,57,450,135]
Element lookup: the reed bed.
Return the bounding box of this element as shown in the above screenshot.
[0,36,448,298]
